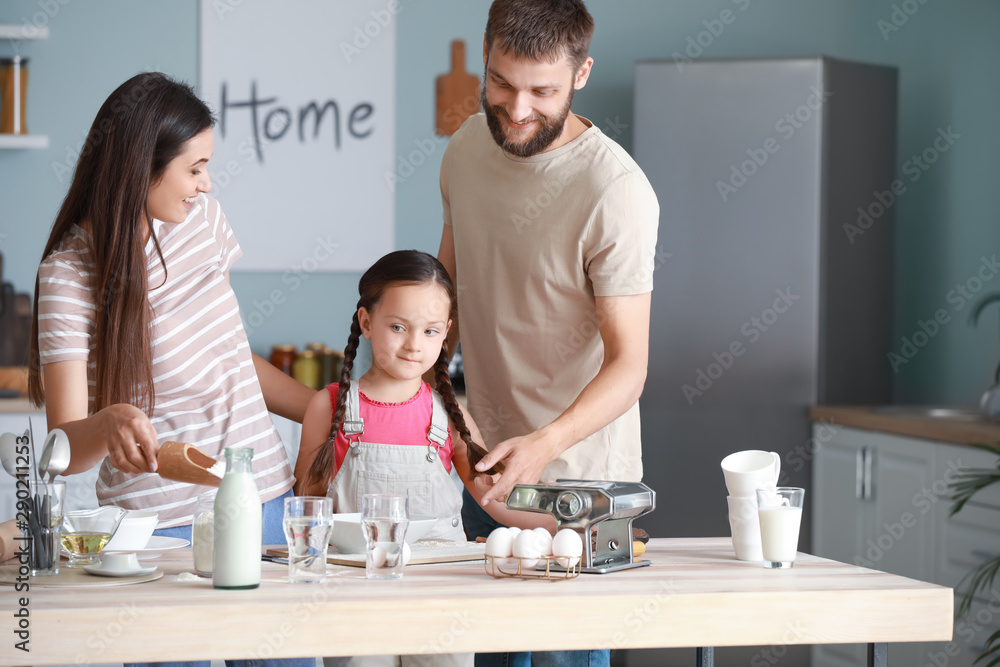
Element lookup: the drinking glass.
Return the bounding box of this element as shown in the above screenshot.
[756,487,805,569]
[361,494,409,580]
[22,480,66,576]
[61,507,127,568]
[282,496,333,583]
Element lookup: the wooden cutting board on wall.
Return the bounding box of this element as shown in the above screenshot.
[435,40,480,135]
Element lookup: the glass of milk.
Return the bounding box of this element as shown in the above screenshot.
[755,487,805,569]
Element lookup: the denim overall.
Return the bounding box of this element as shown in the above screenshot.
[323,382,472,667]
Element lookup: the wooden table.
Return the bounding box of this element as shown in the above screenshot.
[3,538,952,666]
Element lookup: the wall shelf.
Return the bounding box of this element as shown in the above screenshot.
[0,25,49,40]
[0,134,49,149]
[1,24,49,146]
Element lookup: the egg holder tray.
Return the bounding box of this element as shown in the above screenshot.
[484,554,581,581]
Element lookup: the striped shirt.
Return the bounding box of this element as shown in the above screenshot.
[37,194,294,527]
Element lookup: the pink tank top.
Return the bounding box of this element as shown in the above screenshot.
[327,382,455,475]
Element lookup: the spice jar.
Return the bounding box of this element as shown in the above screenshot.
[0,56,29,135]
[192,490,216,578]
[293,349,321,389]
[332,349,345,383]
[269,344,297,376]
[318,346,336,386]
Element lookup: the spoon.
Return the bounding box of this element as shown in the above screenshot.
[0,432,20,477]
[37,428,71,482]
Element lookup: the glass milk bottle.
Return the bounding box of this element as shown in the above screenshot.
[213,447,261,589]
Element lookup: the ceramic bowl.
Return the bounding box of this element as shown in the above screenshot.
[104,509,158,552]
[328,513,437,554]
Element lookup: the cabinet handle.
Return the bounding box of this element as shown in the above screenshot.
[863,446,874,501]
[856,448,865,500]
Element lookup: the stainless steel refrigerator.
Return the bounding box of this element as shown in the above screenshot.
[626,55,897,667]
[632,56,897,548]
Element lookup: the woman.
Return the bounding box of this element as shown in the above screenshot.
[28,73,315,667]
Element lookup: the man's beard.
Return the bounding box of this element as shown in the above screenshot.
[481,84,574,158]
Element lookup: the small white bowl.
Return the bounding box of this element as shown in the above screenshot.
[104,510,158,552]
[329,513,437,554]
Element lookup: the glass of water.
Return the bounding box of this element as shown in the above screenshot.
[361,494,409,580]
[282,496,333,583]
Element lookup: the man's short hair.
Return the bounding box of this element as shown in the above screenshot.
[485,0,595,71]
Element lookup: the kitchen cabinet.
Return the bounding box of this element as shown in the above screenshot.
[813,422,1000,667]
[934,443,1000,667]
[812,426,937,666]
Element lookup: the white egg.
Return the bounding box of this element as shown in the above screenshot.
[484,527,514,558]
[507,527,522,539]
[402,542,412,565]
[551,529,583,568]
[532,527,553,554]
[512,529,543,568]
[369,545,387,569]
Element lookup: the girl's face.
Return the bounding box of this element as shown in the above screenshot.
[359,282,452,384]
[147,128,214,224]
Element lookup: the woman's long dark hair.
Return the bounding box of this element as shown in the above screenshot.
[307,250,496,486]
[28,72,215,413]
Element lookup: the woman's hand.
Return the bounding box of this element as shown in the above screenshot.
[44,360,159,475]
[95,404,160,474]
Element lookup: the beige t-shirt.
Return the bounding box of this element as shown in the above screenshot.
[441,114,659,482]
[37,194,294,527]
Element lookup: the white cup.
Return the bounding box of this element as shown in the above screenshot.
[100,552,140,572]
[721,450,781,497]
[727,496,763,561]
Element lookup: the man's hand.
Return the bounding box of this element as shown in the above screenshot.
[475,430,561,505]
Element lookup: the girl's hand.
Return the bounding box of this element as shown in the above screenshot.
[471,472,498,498]
[96,404,160,474]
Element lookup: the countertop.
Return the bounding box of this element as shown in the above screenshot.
[810,405,1000,447]
[0,396,39,414]
[5,537,952,664]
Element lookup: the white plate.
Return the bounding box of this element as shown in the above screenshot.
[116,536,189,560]
[82,563,158,578]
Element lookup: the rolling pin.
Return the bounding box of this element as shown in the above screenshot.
[157,441,224,487]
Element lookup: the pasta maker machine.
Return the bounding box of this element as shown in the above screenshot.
[505,480,656,573]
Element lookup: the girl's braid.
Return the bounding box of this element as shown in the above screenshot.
[307,309,363,486]
[433,349,502,475]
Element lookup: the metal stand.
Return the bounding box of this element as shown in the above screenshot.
[696,646,714,667]
[868,642,887,667]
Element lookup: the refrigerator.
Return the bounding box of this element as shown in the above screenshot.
[628,57,897,666]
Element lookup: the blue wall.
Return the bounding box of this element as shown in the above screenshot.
[1,0,998,405]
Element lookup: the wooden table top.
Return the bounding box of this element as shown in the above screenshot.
[4,537,953,665]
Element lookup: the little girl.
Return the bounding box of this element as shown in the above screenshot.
[295,250,547,667]
[294,249,548,536]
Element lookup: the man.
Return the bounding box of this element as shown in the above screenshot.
[438,1,658,663]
